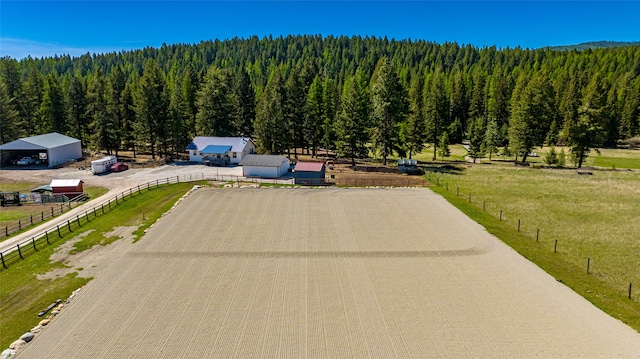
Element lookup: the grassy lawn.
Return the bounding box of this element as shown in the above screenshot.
[427,166,640,331]
[0,181,206,349]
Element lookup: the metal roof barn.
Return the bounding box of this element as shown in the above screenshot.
[0,132,82,168]
[240,154,290,178]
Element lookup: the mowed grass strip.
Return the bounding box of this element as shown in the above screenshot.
[428,166,640,331]
[0,181,205,349]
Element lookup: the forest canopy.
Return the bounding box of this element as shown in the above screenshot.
[1,35,639,166]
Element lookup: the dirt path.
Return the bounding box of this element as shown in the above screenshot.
[15,188,640,358]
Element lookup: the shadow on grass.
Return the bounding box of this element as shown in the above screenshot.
[422,164,467,175]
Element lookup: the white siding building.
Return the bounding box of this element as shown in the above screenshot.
[240,155,290,178]
[186,137,256,165]
[0,133,82,168]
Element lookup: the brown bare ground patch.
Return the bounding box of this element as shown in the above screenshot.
[37,226,137,280]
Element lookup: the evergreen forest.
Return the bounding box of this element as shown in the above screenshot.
[1,35,639,167]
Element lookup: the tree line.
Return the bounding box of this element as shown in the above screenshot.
[1,35,639,167]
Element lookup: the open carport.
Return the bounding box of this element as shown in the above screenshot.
[17,188,640,358]
[0,132,81,168]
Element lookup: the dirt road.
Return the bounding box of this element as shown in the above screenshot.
[16,188,640,358]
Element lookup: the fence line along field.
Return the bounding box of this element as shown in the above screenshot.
[428,166,640,302]
[18,188,640,358]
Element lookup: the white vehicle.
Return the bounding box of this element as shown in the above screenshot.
[16,157,34,165]
[91,156,117,174]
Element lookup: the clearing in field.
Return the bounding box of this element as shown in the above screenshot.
[18,188,640,358]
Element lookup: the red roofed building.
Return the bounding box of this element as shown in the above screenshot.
[294,162,326,185]
[50,179,84,200]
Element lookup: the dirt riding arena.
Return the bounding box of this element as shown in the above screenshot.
[18,188,640,358]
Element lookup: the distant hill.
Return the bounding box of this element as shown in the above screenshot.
[546,41,640,51]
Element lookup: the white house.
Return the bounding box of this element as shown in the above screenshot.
[186,137,256,165]
[240,154,290,178]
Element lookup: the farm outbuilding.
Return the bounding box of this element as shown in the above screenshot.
[294,162,326,185]
[0,132,82,168]
[186,137,256,165]
[240,154,290,178]
[50,179,84,200]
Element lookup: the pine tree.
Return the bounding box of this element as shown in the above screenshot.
[370,58,408,165]
[0,82,20,143]
[0,58,24,123]
[196,65,235,136]
[508,73,555,164]
[67,73,88,145]
[304,75,324,157]
[107,66,127,154]
[285,66,307,158]
[22,66,44,136]
[484,118,501,160]
[120,84,137,155]
[86,69,111,153]
[618,79,639,139]
[468,117,486,161]
[169,77,189,157]
[566,74,608,168]
[136,59,169,159]
[181,64,199,137]
[40,73,67,134]
[321,77,338,156]
[424,70,449,161]
[449,72,468,143]
[254,69,289,154]
[543,147,558,166]
[438,131,450,161]
[234,68,256,137]
[335,70,371,165]
[403,74,425,159]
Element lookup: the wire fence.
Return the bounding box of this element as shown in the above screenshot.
[331,177,427,187]
[0,173,205,270]
[426,171,636,302]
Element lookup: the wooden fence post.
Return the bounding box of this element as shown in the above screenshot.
[0,252,6,269]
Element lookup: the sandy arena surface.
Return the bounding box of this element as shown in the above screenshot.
[16,188,640,358]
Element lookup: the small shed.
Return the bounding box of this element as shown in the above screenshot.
[240,154,290,178]
[294,162,326,185]
[50,179,84,200]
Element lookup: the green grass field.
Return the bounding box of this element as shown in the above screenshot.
[0,181,205,349]
[427,166,640,330]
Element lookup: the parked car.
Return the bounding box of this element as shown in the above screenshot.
[16,157,34,165]
[110,163,129,172]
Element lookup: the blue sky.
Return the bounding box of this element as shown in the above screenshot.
[1,1,639,59]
